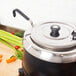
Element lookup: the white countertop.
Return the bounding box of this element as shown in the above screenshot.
[0,0,76,30]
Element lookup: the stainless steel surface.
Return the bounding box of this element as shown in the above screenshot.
[23,21,76,63]
[31,22,76,50]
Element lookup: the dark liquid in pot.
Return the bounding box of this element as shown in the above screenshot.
[22,51,76,76]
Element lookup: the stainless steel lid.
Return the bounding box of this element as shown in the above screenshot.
[24,21,76,63]
[31,22,76,50]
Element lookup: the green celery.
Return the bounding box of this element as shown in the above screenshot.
[15,50,24,60]
[0,30,22,41]
[0,34,22,44]
[0,36,23,47]
[0,38,16,52]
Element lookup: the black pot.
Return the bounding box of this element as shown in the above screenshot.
[13,9,76,76]
[22,51,76,76]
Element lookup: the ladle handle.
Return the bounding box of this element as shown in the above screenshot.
[13,9,33,27]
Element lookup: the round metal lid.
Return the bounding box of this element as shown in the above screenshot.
[31,22,75,50]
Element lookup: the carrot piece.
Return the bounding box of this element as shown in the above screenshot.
[0,54,3,58]
[6,59,12,63]
[0,59,2,63]
[11,57,16,61]
[6,57,16,63]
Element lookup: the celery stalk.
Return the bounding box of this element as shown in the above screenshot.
[0,34,22,44]
[0,30,22,41]
[0,36,23,47]
[0,30,23,47]
[0,38,16,52]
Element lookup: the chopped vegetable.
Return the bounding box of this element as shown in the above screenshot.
[11,32,15,35]
[21,49,24,52]
[15,46,20,49]
[0,59,2,63]
[15,32,24,37]
[0,54,3,58]
[6,59,11,63]
[15,50,24,60]
[6,56,16,63]
[10,55,14,58]
[11,56,16,61]
[23,57,24,61]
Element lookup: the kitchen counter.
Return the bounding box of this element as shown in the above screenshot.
[0,42,22,76]
[0,25,24,76]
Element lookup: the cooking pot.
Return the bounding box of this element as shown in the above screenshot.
[13,9,76,76]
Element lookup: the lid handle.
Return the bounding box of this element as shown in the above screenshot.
[50,25,60,37]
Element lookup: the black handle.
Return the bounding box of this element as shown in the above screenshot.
[18,68,24,76]
[13,9,30,20]
[71,31,76,40]
[13,9,34,26]
[50,25,60,37]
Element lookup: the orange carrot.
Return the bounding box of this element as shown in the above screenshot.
[0,59,2,63]
[0,54,3,58]
[6,56,16,63]
[6,59,12,63]
[11,57,16,61]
